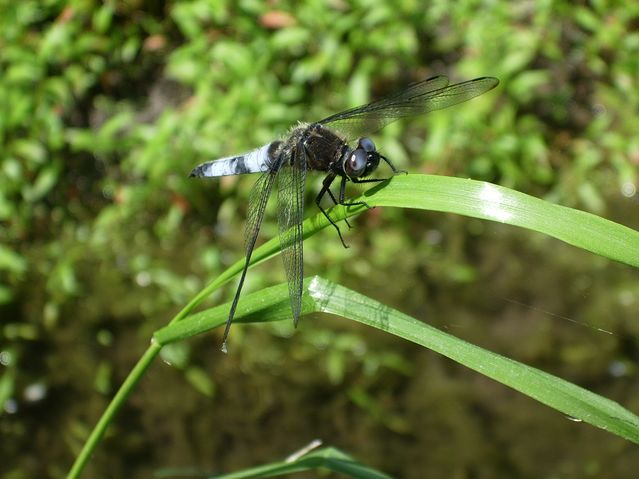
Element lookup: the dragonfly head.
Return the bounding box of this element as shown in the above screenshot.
[342,137,380,179]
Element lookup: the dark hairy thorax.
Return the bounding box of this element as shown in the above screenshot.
[282,123,347,173]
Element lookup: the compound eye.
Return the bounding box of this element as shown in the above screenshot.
[348,149,367,176]
[358,137,376,153]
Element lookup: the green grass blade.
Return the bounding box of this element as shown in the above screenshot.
[189,174,639,315]
[71,174,639,478]
[154,276,639,445]
[153,281,310,345]
[205,446,392,479]
[175,174,639,322]
[336,174,639,268]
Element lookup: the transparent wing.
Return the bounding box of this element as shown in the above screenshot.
[222,165,279,348]
[319,76,499,138]
[276,143,306,327]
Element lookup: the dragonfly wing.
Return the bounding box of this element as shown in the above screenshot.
[221,162,279,348]
[319,76,498,138]
[276,142,306,327]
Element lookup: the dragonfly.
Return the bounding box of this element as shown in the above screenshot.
[190,75,499,351]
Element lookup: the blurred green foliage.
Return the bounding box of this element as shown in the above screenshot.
[1,0,638,477]
[1,0,637,310]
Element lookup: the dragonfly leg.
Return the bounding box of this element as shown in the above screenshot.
[380,154,407,174]
[322,180,353,230]
[315,173,349,248]
[351,177,386,184]
[339,175,373,209]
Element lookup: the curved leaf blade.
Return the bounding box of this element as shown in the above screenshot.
[155,276,639,446]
